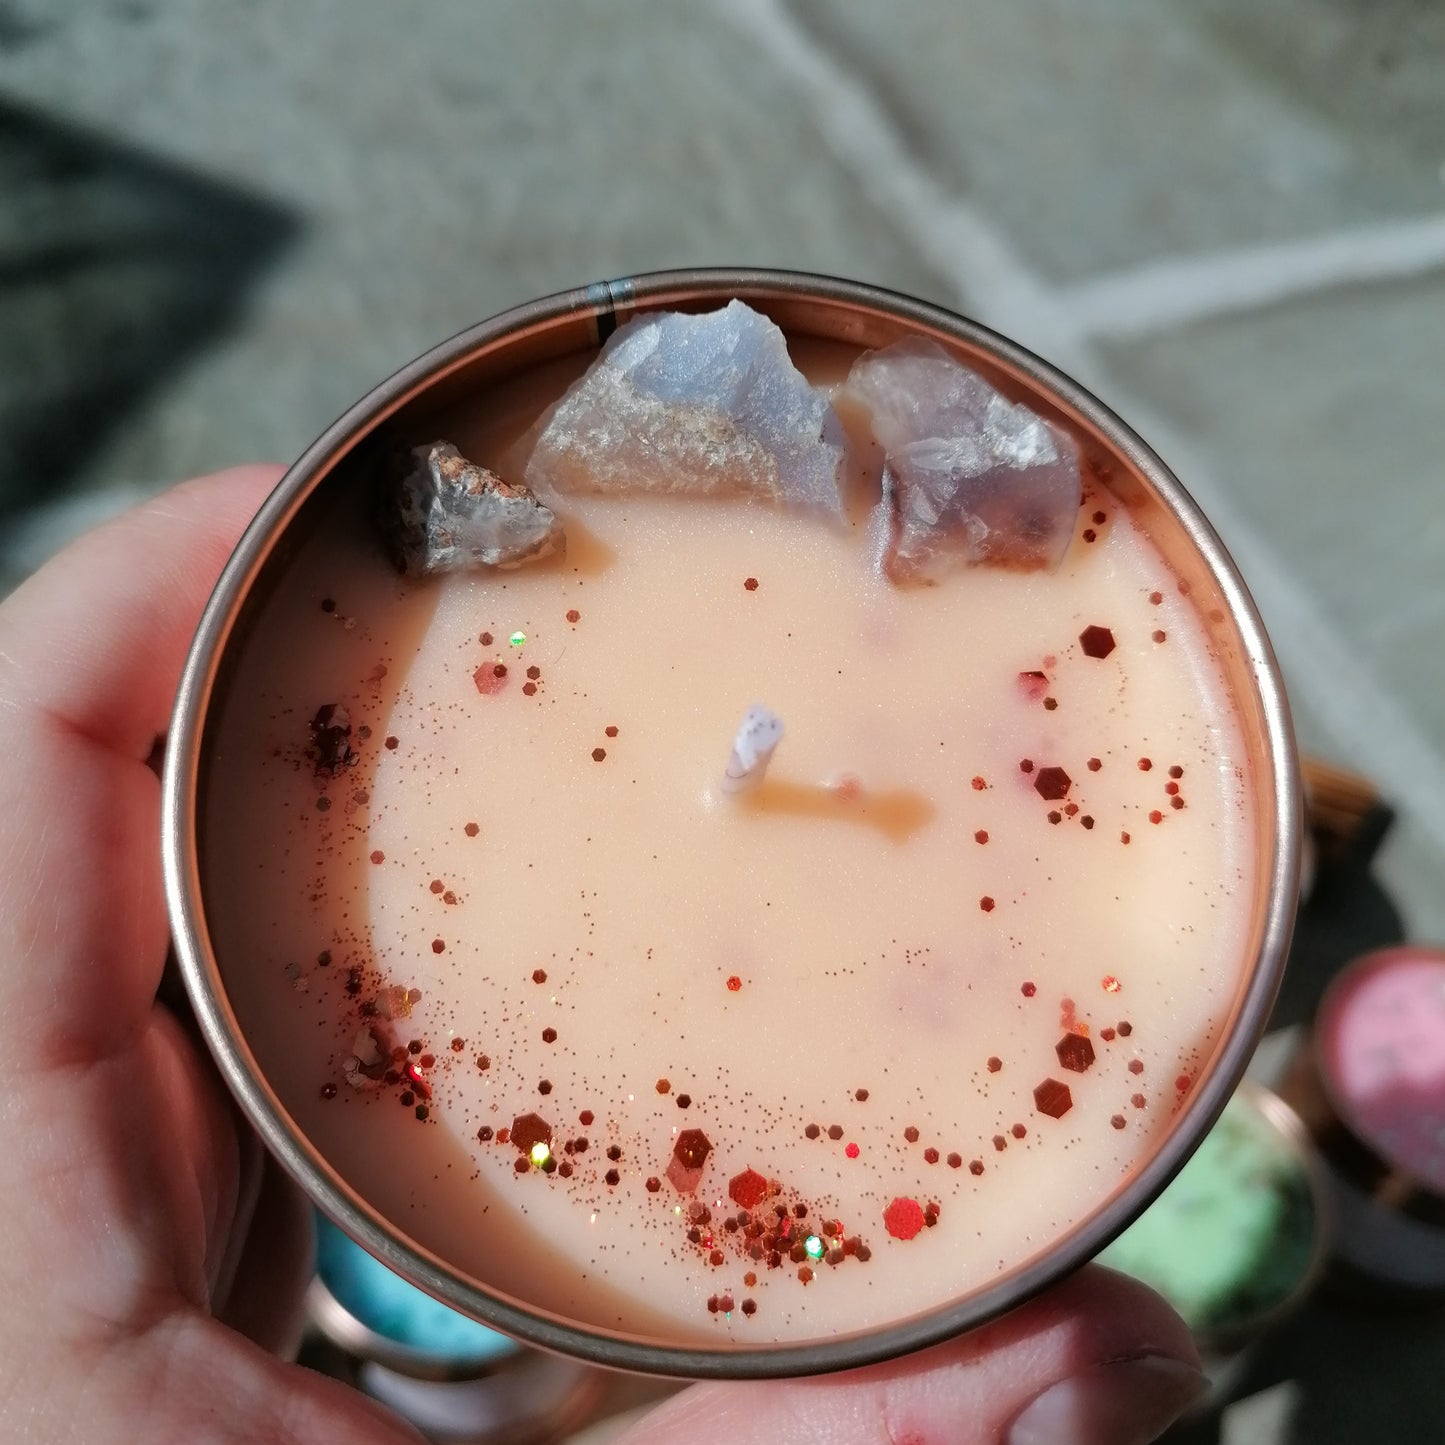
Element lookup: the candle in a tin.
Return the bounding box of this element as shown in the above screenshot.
[169,277,1294,1372]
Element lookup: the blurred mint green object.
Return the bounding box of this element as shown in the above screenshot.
[315,1215,519,1362]
[1099,1090,1317,1338]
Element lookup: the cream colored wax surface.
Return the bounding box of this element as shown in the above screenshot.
[203,349,1257,1347]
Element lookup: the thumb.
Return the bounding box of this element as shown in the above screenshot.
[124,1313,428,1445]
[616,1266,1205,1445]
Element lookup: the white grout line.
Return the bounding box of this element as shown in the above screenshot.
[718,0,1086,370]
[1061,212,1445,341]
[713,0,1445,873]
[1104,406,1445,860]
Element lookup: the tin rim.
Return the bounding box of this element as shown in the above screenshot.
[163,267,1300,1379]
[305,1272,525,1383]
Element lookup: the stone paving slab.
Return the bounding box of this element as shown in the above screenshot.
[1103,277,1445,943]
[791,0,1445,281]
[1194,0,1445,162]
[1105,277,1445,749]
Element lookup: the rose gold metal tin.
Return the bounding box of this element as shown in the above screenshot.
[163,269,1301,1379]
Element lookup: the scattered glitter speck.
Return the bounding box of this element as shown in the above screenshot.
[884,1197,925,1241]
[1033,766,1071,801]
[1034,1078,1074,1118]
[729,1169,768,1210]
[1055,1033,1096,1073]
[1079,625,1116,659]
[510,631,526,647]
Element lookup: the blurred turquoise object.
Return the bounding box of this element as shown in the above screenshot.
[315,1215,519,1362]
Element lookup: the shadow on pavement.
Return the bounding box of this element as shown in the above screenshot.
[0,93,301,528]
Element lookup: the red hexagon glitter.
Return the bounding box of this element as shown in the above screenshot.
[473,663,507,695]
[1033,766,1072,801]
[1034,1079,1073,1118]
[728,1169,769,1210]
[673,1130,712,1169]
[510,1113,552,1155]
[1055,1033,1096,1073]
[884,1197,926,1241]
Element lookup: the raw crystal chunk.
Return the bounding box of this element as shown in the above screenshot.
[526,301,844,516]
[845,339,1080,581]
[385,441,565,576]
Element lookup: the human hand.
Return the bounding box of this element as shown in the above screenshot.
[0,472,1205,1444]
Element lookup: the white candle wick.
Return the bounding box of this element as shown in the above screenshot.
[722,703,784,795]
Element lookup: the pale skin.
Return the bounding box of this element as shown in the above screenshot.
[0,469,1206,1444]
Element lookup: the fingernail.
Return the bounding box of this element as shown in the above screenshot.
[1006,1355,1208,1445]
